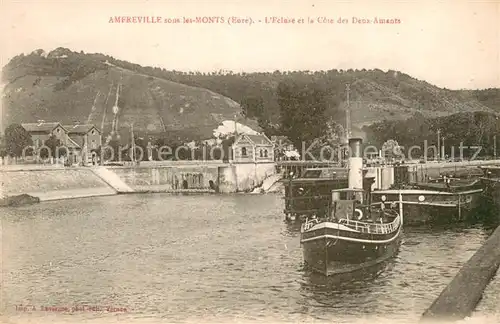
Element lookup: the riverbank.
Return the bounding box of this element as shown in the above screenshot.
[0,163,281,206]
[0,167,117,204]
[4,159,495,206]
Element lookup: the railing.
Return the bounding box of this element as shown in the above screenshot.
[283,194,331,201]
[302,218,319,231]
[301,210,401,235]
[339,215,400,235]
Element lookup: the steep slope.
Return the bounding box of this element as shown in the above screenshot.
[161,69,498,127]
[344,75,498,126]
[1,48,258,140]
[2,48,497,140]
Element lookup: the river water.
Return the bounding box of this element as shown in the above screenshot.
[1,194,499,324]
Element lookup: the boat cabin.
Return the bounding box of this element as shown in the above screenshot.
[330,188,365,221]
[326,188,398,225]
[283,167,375,220]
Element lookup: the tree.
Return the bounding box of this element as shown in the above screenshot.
[382,139,403,160]
[103,139,121,161]
[133,136,149,161]
[4,124,33,157]
[240,96,264,119]
[277,80,330,154]
[0,135,7,158]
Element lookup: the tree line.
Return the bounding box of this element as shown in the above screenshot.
[363,111,500,158]
[0,124,237,162]
[3,47,500,160]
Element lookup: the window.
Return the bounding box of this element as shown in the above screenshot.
[264,150,268,158]
[259,149,263,157]
[56,128,60,133]
[91,130,95,135]
[241,147,247,157]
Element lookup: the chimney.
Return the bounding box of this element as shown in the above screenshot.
[348,137,364,202]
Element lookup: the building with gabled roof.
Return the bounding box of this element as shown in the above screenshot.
[231,133,274,163]
[63,124,102,165]
[21,122,63,133]
[63,124,102,150]
[21,122,70,148]
[21,121,102,165]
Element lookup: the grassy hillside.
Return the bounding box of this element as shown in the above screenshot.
[154,69,499,128]
[2,48,499,142]
[1,48,259,141]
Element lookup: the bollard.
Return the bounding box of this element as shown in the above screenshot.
[421,224,500,322]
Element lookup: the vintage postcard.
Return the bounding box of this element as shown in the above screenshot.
[1,0,499,323]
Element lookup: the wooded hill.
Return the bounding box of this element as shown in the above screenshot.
[363,111,500,158]
[2,47,499,145]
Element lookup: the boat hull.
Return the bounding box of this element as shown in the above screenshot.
[398,201,479,225]
[478,177,500,223]
[371,190,483,226]
[300,223,401,276]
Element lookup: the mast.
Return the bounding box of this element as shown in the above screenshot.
[234,113,238,135]
[111,83,120,137]
[343,83,352,166]
[116,84,121,134]
[345,83,351,142]
[437,128,441,161]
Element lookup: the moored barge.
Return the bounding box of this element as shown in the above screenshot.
[371,176,483,225]
[479,166,500,220]
[283,167,375,222]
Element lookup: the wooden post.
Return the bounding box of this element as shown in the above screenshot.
[458,194,462,221]
[421,224,500,322]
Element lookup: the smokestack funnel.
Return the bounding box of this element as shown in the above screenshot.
[348,137,364,202]
[349,137,362,158]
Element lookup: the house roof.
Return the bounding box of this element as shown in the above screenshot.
[68,134,84,148]
[63,124,101,134]
[66,136,81,149]
[239,134,273,146]
[21,122,65,133]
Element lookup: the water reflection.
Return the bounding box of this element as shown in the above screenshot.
[298,258,400,320]
[282,220,302,236]
[2,194,499,323]
[302,258,394,291]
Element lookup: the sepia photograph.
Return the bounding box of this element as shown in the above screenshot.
[0,1,499,323]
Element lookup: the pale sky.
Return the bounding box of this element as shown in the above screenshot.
[0,0,499,90]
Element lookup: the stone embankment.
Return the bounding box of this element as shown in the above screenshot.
[0,166,117,205]
[0,162,278,206]
[421,224,500,322]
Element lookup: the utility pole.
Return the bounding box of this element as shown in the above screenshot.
[437,129,441,161]
[442,137,445,161]
[234,114,238,135]
[130,123,135,164]
[494,135,497,160]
